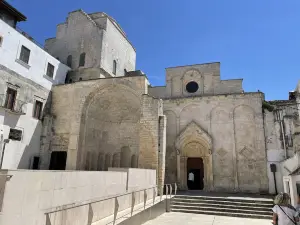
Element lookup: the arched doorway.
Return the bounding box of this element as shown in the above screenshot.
[175,121,213,191]
[187,157,204,190]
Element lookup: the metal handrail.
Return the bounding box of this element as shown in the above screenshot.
[0,17,46,51]
[44,183,176,214]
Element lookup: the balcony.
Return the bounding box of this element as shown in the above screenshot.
[0,94,27,115]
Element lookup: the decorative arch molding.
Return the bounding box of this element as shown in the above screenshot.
[181,69,204,95]
[175,121,212,154]
[233,104,256,121]
[76,83,141,169]
[175,121,214,191]
[164,110,178,119]
[182,141,210,157]
[180,68,204,81]
[179,103,203,116]
[83,83,141,116]
[210,105,232,122]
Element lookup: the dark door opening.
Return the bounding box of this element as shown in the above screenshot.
[187,157,204,190]
[49,151,67,170]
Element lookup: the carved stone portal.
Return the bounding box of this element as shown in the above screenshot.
[175,121,213,191]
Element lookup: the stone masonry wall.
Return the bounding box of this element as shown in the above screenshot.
[139,95,165,193]
[44,75,159,172]
[45,10,104,73]
[163,92,268,193]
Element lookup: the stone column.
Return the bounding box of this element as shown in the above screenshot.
[66,135,80,170]
[176,116,181,186]
[39,115,53,169]
[232,113,239,192]
[180,156,187,190]
[139,96,161,192]
[158,115,167,195]
[138,95,159,169]
[176,154,181,184]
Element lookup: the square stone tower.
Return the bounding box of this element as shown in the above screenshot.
[45,10,136,82]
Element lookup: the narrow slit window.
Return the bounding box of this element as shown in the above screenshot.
[113,60,117,75]
[67,55,72,67]
[79,53,86,67]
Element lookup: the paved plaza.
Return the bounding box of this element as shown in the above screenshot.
[142,212,272,225]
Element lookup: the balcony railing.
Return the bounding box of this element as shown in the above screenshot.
[0,94,27,114]
[0,17,47,53]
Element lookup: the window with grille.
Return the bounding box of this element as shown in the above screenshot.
[33,100,43,119]
[113,60,117,75]
[19,45,30,64]
[79,53,86,67]
[4,88,17,110]
[9,128,22,141]
[46,63,55,78]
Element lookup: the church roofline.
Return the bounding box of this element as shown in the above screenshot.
[220,78,243,81]
[165,62,220,69]
[162,91,264,101]
[54,72,149,87]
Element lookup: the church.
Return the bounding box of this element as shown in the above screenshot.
[1,3,298,196]
[41,9,271,194]
[149,63,268,193]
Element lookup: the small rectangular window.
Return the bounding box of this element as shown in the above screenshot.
[9,128,22,141]
[4,88,17,110]
[33,100,43,119]
[19,45,30,64]
[46,63,55,78]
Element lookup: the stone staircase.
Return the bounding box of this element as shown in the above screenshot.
[171,194,274,219]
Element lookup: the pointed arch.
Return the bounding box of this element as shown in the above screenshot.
[175,121,212,153]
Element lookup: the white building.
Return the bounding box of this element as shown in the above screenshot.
[0,1,69,169]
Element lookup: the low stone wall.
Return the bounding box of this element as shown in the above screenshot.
[0,168,157,225]
[108,168,156,191]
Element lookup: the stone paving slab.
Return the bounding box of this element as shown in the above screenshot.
[142,212,272,225]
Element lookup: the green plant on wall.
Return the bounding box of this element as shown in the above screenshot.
[262,101,275,112]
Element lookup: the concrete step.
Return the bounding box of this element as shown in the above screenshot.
[171,204,272,215]
[171,208,273,220]
[172,201,272,211]
[171,195,273,220]
[172,199,274,207]
[173,195,273,204]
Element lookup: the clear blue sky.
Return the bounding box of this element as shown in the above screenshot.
[7,0,300,100]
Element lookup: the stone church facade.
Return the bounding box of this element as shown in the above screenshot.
[36,9,279,194]
[149,63,268,193]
